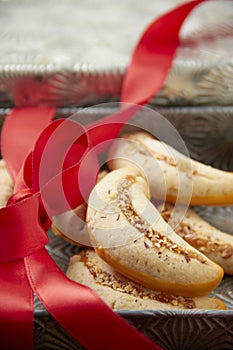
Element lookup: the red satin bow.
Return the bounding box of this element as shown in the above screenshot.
[0,1,209,349]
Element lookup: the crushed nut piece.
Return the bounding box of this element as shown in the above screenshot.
[221,246,233,259]
[82,251,195,308]
[161,204,233,260]
[116,178,203,263]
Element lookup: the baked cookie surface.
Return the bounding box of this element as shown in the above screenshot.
[108,132,233,206]
[86,167,224,297]
[67,249,226,310]
[159,203,233,275]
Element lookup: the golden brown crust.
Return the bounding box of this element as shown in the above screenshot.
[96,246,223,298]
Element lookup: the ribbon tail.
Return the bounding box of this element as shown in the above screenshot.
[121,0,207,105]
[25,249,162,350]
[1,106,55,182]
[0,259,34,350]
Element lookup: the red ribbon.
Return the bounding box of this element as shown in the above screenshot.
[0,1,211,349]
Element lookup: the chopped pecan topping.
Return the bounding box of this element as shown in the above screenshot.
[115,178,203,263]
[220,245,233,259]
[82,252,195,308]
[161,204,233,260]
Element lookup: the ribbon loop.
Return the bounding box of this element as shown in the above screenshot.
[0,194,49,262]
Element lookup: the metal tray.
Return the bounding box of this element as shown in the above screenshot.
[34,230,233,350]
[0,0,232,107]
[29,105,233,350]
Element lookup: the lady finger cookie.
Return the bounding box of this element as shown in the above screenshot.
[86,167,224,297]
[108,132,233,206]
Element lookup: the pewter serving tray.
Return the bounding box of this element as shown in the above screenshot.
[0,0,232,107]
[26,105,233,350]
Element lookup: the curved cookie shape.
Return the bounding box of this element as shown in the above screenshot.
[67,249,226,310]
[108,132,233,206]
[159,203,233,275]
[86,167,224,297]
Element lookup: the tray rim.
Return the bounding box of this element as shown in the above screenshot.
[34,305,233,318]
[0,56,232,77]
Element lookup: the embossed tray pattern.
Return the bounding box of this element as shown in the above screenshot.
[0,0,232,107]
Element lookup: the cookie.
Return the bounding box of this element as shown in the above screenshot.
[86,167,224,297]
[52,203,92,247]
[159,203,233,275]
[67,249,226,310]
[108,132,233,206]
